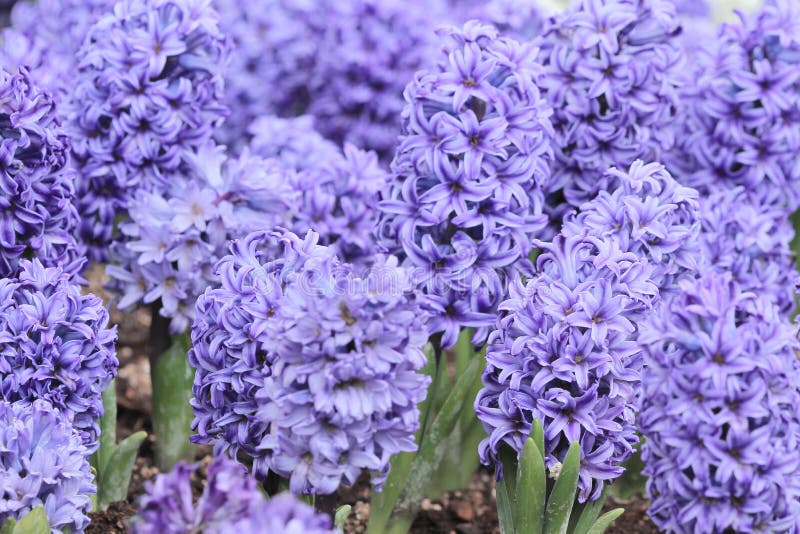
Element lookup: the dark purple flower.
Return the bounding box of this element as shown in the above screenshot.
[639,272,800,533]
[0,399,94,534]
[190,230,430,494]
[67,0,228,262]
[378,21,554,348]
[130,455,334,533]
[0,260,118,450]
[0,66,83,277]
[536,0,684,208]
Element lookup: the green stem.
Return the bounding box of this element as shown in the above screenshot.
[97,381,117,473]
[149,307,195,470]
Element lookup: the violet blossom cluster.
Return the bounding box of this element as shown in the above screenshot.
[216,0,442,157]
[130,455,334,534]
[639,272,800,533]
[0,0,113,98]
[0,399,95,534]
[449,0,556,40]
[107,144,294,333]
[247,115,340,173]
[0,66,83,278]
[668,0,800,211]
[562,160,701,296]
[67,0,227,262]
[0,260,118,450]
[475,223,658,502]
[699,186,798,317]
[536,0,683,207]
[190,230,430,494]
[378,21,554,348]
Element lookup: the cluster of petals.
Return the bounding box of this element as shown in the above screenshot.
[0,399,95,534]
[639,272,800,533]
[216,0,442,158]
[107,143,294,333]
[130,455,334,534]
[668,0,800,211]
[190,230,430,494]
[536,0,683,207]
[0,66,83,278]
[0,260,118,450]
[378,21,554,348]
[67,0,228,261]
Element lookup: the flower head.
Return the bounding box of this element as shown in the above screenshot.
[190,230,430,494]
[0,260,118,450]
[0,399,94,534]
[67,0,227,261]
[378,21,554,348]
[639,272,800,533]
[0,66,83,277]
[130,455,334,533]
[537,0,683,207]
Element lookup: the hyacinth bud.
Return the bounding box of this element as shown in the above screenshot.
[0,399,95,533]
[190,229,430,494]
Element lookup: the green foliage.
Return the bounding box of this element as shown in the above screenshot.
[1,507,49,534]
[152,333,195,470]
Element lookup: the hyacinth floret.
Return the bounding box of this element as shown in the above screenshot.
[536,0,683,207]
[476,226,658,502]
[68,0,227,261]
[130,455,334,533]
[0,66,83,278]
[378,20,554,348]
[107,143,295,333]
[668,0,800,211]
[639,272,800,533]
[562,160,701,296]
[0,399,94,534]
[190,230,430,494]
[0,260,118,450]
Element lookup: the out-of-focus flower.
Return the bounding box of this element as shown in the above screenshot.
[639,272,800,533]
[669,0,800,210]
[190,230,430,494]
[537,0,683,207]
[216,0,443,158]
[130,455,334,533]
[0,399,94,534]
[0,260,118,450]
[0,66,83,277]
[248,115,340,173]
[67,0,227,262]
[378,21,554,348]
[448,0,559,40]
[107,143,294,334]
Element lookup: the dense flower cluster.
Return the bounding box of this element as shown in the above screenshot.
[0,400,94,534]
[248,115,340,173]
[0,67,83,278]
[216,0,442,157]
[107,144,294,333]
[0,260,118,450]
[378,21,554,348]
[562,161,701,296]
[130,455,335,533]
[0,0,112,98]
[699,186,798,316]
[476,226,658,502]
[68,0,228,262]
[450,0,556,40]
[639,272,800,533]
[190,230,430,494]
[668,0,800,211]
[536,0,683,207]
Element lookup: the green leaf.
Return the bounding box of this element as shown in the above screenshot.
[568,489,607,534]
[334,505,352,533]
[543,441,581,534]
[12,506,49,534]
[496,472,516,534]
[152,333,195,470]
[587,509,624,534]
[378,354,484,534]
[1,518,17,534]
[515,438,546,534]
[531,419,545,459]
[98,381,118,474]
[97,431,147,509]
